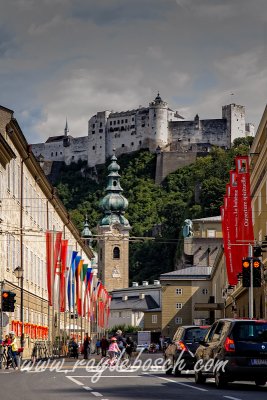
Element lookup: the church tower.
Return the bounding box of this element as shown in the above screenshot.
[97,154,131,291]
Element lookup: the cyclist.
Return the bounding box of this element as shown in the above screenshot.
[108,337,121,365]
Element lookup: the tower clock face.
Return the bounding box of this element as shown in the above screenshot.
[112,266,121,278]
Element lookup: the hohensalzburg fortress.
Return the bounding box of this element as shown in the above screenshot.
[31,94,254,172]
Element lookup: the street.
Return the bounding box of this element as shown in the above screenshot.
[0,355,266,400]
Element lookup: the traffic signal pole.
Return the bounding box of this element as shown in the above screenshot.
[249,244,254,319]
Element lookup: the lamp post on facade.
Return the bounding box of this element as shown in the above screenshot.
[14,266,24,347]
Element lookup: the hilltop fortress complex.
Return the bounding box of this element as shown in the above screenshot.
[31,94,254,182]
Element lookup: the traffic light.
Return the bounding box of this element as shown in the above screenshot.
[253,245,262,257]
[1,291,16,312]
[253,258,262,288]
[242,258,251,287]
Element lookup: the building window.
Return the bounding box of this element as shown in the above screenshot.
[121,144,125,148]
[176,303,183,309]
[113,247,120,259]
[139,141,142,145]
[60,152,62,155]
[202,289,208,295]
[152,315,157,324]
[125,119,128,123]
[51,152,53,156]
[131,142,134,146]
[110,121,112,125]
[100,122,103,127]
[92,146,95,150]
[72,156,74,160]
[92,124,95,128]
[55,152,57,156]
[132,117,134,121]
[99,129,103,133]
[117,120,120,124]
[92,130,95,134]
[176,288,183,295]
[175,317,183,324]
[207,229,216,238]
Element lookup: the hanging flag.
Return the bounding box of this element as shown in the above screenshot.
[76,258,83,316]
[68,251,78,313]
[46,231,53,306]
[65,246,74,312]
[235,155,254,257]
[221,197,237,286]
[60,239,68,312]
[53,232,63,310]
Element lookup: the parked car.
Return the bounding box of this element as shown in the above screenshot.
[194,318,267,388]
[165,325,210,376]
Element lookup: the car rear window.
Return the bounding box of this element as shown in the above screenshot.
[232,322,267,342]
[184,328,209,341]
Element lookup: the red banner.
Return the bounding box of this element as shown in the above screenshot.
[235,156,254,258]
[46,231,53,306]
[60,239,68,312]
[222,193,238,285]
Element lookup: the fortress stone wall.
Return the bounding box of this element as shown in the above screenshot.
[31,95,254,180]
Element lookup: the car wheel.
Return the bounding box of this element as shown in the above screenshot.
[255,379,266,386]
[195,370,206,384]
[215,371,227,388]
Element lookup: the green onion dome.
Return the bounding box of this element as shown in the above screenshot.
[99,154,130,227]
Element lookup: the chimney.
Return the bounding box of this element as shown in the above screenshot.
[139,293,145,300]
[142,281,149,286]
[153,280,160,285]
[132,282,139,287]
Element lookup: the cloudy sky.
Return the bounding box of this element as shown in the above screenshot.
[0,0,266,143]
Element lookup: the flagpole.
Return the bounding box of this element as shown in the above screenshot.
[52,226,55,357]
[58,256,61,357]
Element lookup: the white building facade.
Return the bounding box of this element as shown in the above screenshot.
[0,106,94,356]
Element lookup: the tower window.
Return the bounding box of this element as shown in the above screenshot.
[51,152,53,156]
[121,144,125,147]
[113,247,120,259]
[131,142,134,146]
[92,146,95,150]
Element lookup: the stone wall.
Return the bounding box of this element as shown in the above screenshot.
[155,151,196,184]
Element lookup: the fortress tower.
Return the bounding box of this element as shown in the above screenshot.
[97,154,131,291]
[149,93,169,151]
[222,104,246,144]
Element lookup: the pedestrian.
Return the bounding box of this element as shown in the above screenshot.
[115,330,126,352]
[9,332,20,370]
[83,334,90,359]
[100,336,109,357]
[69,337,78,359]
[3,334,11,369]
[96,338,101,355]
[159,335,164,351]
[125,337,134,361]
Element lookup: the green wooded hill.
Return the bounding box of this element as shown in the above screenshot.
[54,137,253,283]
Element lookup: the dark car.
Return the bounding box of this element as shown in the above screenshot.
[194,318,267,388]
[165,325,210,376]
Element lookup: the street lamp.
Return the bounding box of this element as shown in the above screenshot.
[14,266,24,347]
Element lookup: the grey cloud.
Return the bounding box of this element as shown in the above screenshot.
[0,0,266,142]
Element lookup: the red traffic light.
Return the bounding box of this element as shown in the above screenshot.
[253,260,261,268]
[2,292,9,298]
[242,261,250,268]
